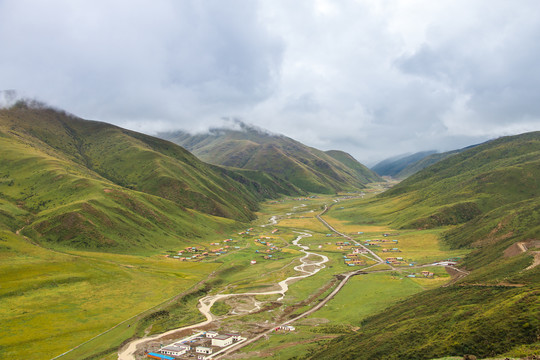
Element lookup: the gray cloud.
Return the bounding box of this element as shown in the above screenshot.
[1,0,539,163]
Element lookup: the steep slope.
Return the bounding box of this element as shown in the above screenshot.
[0,102,281,251]
[160,124,381,194]
[324,150,382,184]
[371,150,436,177]
[305,132,540,359]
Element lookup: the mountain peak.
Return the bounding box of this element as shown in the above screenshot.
[159,124,381,194]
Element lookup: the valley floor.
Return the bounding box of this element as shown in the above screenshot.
[5,191,534,360]
[102,193,470,360]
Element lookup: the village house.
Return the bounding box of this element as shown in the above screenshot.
[277,325,295,331]
[353,248,367,254]
[160,343,189,356]
[226,333,242,341]
[212,334,234,347]
[196,346,212,355]
[205,331,219,338]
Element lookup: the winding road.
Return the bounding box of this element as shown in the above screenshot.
[118,228,329,360]
[117,201,467,360]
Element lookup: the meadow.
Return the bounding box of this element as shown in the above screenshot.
[0,231,219,359]
[0,192,477,359]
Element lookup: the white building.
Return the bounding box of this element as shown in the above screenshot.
[226,333,242,341]
[205,330,219,338]
[279,325,295,331]
[196,346,212,354]
[212,334,234,347]
[160,344,189,356]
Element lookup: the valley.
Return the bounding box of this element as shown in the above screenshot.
[40,189,469,360]
[1,105,538,360]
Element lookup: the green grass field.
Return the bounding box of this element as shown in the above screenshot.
[309,272,424,325]
[0,231,218,359]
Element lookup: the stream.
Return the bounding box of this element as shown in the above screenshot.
[117,229,329,360]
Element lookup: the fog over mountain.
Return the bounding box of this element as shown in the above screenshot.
[1,1,540,163]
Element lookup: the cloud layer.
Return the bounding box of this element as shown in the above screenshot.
[1,0,539,163]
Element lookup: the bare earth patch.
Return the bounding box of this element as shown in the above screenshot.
[525,251,540,271]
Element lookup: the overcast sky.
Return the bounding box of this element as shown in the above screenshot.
[1,0,540,164]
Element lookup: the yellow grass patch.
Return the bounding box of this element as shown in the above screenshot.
[277,218,329,233]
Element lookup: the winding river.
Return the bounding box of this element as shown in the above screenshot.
[118,228,329,360]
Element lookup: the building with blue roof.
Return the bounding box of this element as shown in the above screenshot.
[147,352,175,360]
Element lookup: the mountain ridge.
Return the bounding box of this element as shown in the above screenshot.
[159,124,382,194]
[0,102,302,251]
[305,131,540,360]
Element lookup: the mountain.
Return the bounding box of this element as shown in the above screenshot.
[0,101,290,251]
[394,144,479,179]
[324,150,382,184]
[159,123,381,194]
[306,132,540,359]
[371,150,437,177]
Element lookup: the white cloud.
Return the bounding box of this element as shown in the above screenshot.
[1,0,539,163]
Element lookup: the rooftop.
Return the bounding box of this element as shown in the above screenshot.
[214,334,232,340]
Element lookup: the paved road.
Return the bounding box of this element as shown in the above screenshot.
[117,230,329,360]
[316,204,388,266]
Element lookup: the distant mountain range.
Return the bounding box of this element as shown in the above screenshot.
[372,145,479,179]
[159,122,381,194]
[371,150,437,177]
[0,102,379,252]
[0,102,312,251]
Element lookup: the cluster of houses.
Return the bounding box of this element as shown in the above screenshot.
[238,228,254,236]
[334,241,369,267]
[148,331,246,360]
[343,247,367,266]
[293,196,318,201]
[166,239,241,262]
[385,256,405,265]
[364,238,399,246]
[274,325,295,332]
[406,270,435,278]
[252,236,282,263]
[362,238,401,253]
[335,241,351,247]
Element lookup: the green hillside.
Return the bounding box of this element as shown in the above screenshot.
[0,102,273,358]
[0,102,284,252]
[395,144,479,179]
[325,150,382,184]
[159,123,381,194]
[304,132,540,360]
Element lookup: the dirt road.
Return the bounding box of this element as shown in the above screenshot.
[117,231,328,360]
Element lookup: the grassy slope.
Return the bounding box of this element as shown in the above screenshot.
[1,104,265,223]
[304,132,540,359]
[0,105,260,252]
[324,150,382,184]
[371,150,437,177]
[395,148,465,179]
[0,229,220,359]
[0,103,287,358]
[160,126,381,194]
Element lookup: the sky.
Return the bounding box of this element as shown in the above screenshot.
[1,0,540,165]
